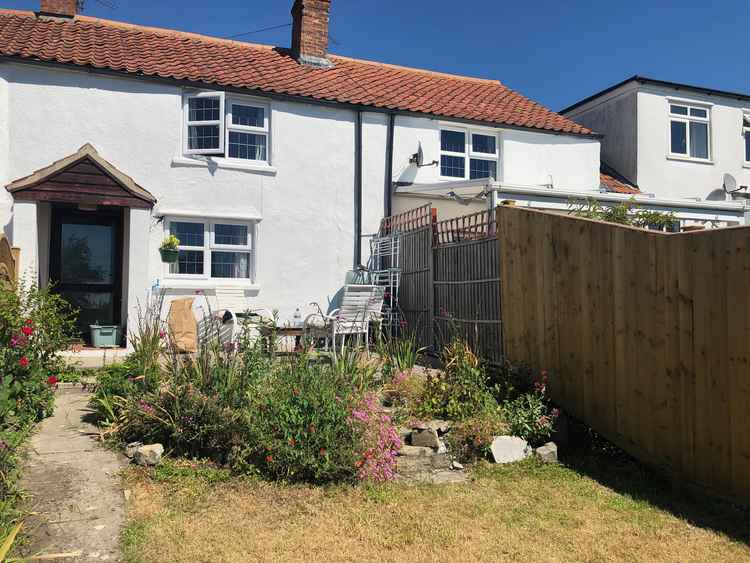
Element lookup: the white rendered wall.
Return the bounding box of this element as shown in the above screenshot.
[637,87,750,200]
[388,114,599,191]
[2,61,599,328]
[0,67,10,238]
[564,85,638,184]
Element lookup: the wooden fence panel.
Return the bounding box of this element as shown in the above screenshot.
[498,205,750,504]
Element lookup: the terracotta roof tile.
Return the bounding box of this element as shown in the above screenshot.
[0,9,593,136]
[600,171,640,194]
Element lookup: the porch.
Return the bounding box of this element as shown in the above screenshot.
[6,144,155,346]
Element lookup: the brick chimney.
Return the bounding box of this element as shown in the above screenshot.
[39,0,79,18]
[291,0,333,68]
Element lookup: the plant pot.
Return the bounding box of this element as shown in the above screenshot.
[160,248,179,263]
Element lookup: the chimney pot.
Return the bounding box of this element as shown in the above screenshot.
[291,0,333,68]
[39,0,79,17]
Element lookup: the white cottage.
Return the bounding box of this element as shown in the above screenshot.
[0,0,601,344]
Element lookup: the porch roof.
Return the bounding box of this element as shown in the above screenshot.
[6,143,156,208]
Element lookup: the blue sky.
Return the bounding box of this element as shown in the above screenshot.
[5,0,749,111]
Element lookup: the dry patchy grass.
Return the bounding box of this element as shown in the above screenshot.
[122,456,750,563]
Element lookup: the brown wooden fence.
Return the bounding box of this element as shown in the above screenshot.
[498,205,750,503]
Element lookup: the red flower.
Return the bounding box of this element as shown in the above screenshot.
[18,356,29,368]
[265,455,273,463]
[47,375,58,385]
[24,319,33,326]
[21,326,33,336]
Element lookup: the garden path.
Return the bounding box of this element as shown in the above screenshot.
[15,388,125,562]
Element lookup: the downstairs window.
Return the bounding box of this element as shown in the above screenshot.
[167,219,255,280]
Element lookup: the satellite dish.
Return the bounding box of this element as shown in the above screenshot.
[415,143,424,167]
[706,189,728,201]
[723,173,741,193]
[409,142,438,168]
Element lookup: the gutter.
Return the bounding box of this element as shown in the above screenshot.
[354,110,363,267]
[383,113,395,217]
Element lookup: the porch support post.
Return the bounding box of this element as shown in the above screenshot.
[11,201,39,284]
[125,207,151,348]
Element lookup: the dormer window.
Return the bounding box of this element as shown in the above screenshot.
[669,102,710,160]
[183,91,270,163]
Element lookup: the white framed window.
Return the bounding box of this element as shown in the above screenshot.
[439,127,499,180]
[669,102,711,160]
[743,114,750,164]
[184,91,225,155]
[183,91,270,163]
[167,218,255,281]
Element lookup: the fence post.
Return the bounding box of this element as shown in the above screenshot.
[427,208,437,352]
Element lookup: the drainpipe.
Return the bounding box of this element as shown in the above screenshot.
[384,113,395,217]
[354,110,363,267]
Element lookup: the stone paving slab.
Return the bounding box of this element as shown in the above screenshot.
[15,390,126,562]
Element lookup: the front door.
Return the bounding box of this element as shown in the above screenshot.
[50,205,123,343]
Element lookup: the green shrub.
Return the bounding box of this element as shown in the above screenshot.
[447,412,508,463]
[118,383,245,462]
[417,338,497,420]
[242,358,362,484]
[503,372,559,446]
[376,331,421,380]
[0,281,77,536]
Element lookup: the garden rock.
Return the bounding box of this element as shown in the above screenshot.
[428,420,451,435]
[490,436,531,464]
[398,445,434,457]
[133,443,164,466]
[535,442,558,464]
[124,441,143,459]
[450,460,464,470]
[411,427,440,449]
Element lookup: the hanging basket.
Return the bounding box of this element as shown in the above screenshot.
[159,248,179,263]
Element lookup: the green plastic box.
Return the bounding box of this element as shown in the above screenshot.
[90,324,121,348]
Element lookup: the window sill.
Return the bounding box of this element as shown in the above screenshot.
[743,162,750,169]
[159,278,261,291]
[171,156,277,175]
[666,155,714,165]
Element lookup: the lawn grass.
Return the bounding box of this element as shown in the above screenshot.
[121,453,750,563]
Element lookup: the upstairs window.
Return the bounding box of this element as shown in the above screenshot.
[184,92,270,163]
[440,128,499,180]
[168,219,255,280]
[669,102,710,160]
[744,114,750,164]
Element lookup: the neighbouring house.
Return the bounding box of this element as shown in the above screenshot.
[0,0,605,344]
[561,75,750,226]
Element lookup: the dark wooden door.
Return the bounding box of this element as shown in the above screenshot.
[50,205,123,342]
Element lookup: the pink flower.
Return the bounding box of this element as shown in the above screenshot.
[158,330,166,339]
[9,335,26,348]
